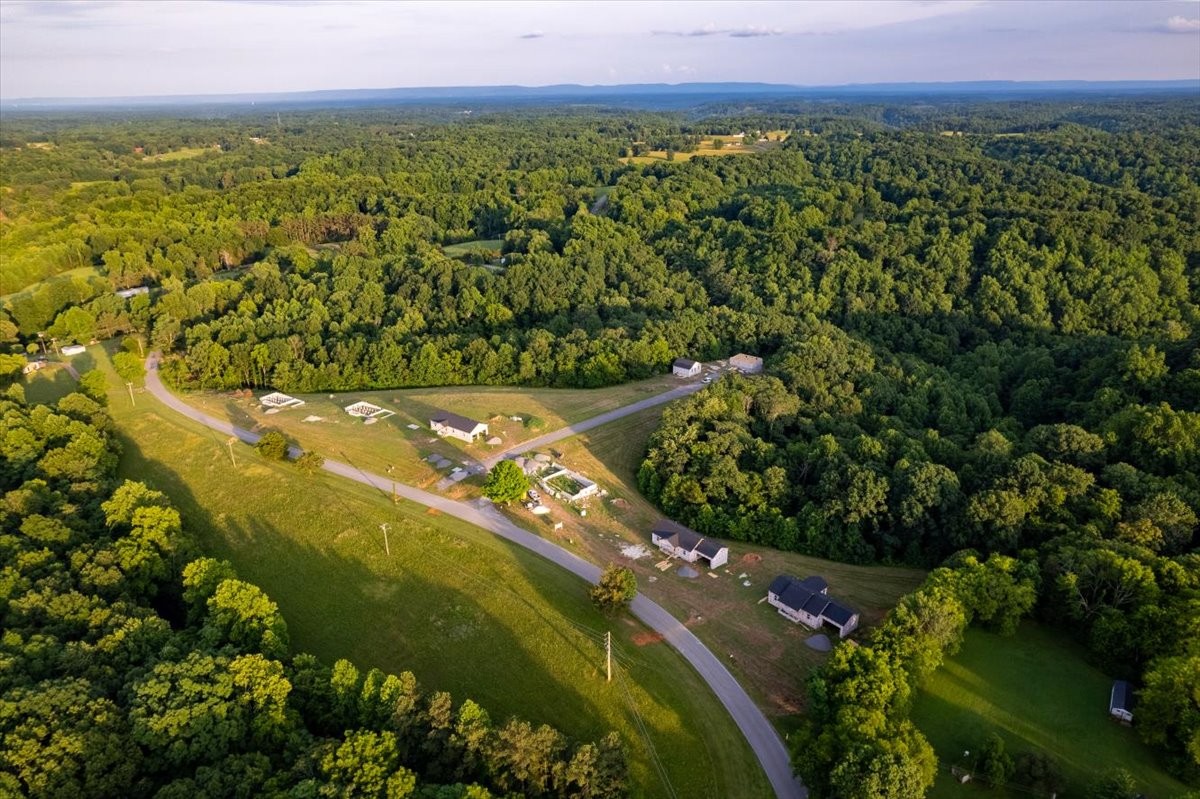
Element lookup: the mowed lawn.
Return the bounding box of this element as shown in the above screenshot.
[911,624,1190,799]
[179,374,681,488]
[521,405,925,724]
[77,344,771,799]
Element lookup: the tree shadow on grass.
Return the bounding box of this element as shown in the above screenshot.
[113,429,630,759]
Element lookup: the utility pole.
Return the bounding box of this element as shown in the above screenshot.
[392,481,398,504]
[125,381,135,406]
[225,436,238,467]
[380,523,391,556]
[605,631,612,683]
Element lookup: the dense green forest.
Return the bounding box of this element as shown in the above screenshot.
[2,96,1198,797]
[0,379,627,797]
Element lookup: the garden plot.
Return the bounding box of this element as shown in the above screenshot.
[344,401,395,419]
[260,392,305,409]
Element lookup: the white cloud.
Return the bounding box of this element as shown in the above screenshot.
[1164,15,1200,33]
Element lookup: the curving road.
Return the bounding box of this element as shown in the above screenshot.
[143,355,804,799]
[482,379,705,469]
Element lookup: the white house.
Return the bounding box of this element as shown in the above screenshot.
[430,410,488,443]
[1110,680,1133,724]
[22,359,46,375]
[650,519,729,569]
[729,353,764,374]
[672,358,701,378]
[767,575,859,638]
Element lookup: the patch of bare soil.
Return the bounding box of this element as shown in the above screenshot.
[740,552,762,564]
[631,631,664,646]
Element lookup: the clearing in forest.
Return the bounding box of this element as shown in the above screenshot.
[83,342,773,799]
[911,624,1189,798]
[507,405,925,724]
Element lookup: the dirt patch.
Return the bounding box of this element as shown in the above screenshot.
[631,631,664,646]
[740,553,762,564]
[425,507,441,516]
[610,497,631,510]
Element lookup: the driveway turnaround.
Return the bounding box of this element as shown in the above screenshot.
[482,380,705,469]
[143,355,805,799]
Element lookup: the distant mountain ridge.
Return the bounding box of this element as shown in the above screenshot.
[4,79,1197,110]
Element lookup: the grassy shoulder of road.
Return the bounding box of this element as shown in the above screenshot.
[501,404,925,728]
[911,624,1189,798]
[178,373,683,488]
[77,343,771,799]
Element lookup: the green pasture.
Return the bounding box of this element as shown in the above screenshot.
[912,624,1190,798]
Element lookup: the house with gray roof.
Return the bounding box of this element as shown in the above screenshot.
[651,519,729,569]
[767,574,859,638]
[672,357,701,378]
[430,410,488,443]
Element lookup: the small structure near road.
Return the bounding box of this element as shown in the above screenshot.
[650,519,729,569]
[260,391,305,409]
[673,357,702,378]
[767,575,859,638]
[22,358,46,375]
[61,344,86,356]
[116,286,151,299]
[430,410,488,443]
[729,353,764,374]
[1110,680,1134,724]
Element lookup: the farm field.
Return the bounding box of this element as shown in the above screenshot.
[911,624,1189,799]
[504,404,925,724]
[74,342,773,799]
[178,373,682,488]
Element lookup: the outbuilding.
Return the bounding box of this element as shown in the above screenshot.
[672,358,702,378]
[61,344,86,356]
[1110,680,1134,724]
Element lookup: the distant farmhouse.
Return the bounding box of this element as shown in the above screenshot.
[1109,680,1134,724]
[729,353,763,374]
[651,519,729,569]
[767,575,859,638]
[672,357,701,378]
[430,410,488,443]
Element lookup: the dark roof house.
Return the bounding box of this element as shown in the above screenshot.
[766,574,859,637]
[673,357,700,370]
[1110,680,1134,723]
[431,410,485,435]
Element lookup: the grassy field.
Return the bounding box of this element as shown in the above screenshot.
[71,344,771,799]
[142,146,218,162]
[20,363,78,405]
[442,238,505,257]
[179,374,681,490]
[1,264,100,303]
[509,405,925,726]
[621,133,788,165]
[911,624,1190,799]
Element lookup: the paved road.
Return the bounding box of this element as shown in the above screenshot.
[143,355,803,799]
[482,380,706,469]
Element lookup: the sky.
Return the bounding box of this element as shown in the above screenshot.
[1,0,1198,99]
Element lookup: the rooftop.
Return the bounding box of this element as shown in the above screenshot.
[431,409,485,434]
